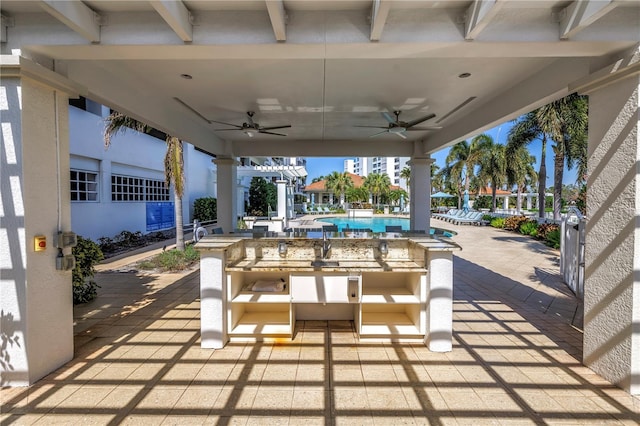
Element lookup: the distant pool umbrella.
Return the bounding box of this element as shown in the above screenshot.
[431,191,455,210]
[431,191,455,199]
[462,190,470,212]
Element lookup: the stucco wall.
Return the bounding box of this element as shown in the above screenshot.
[584,75,639,395]
[1,76,74,385]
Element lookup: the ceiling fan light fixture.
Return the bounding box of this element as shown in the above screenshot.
[244,129,256,137]
[389,126,406,134]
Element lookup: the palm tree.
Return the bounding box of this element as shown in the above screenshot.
[445,135,493,202]
[104,111,185,250]
[400,166,411,190]
[345,186,368,204]
[507,93,588,220]
[477,138,506,212]
[325,171,354,207]
[363,173,391,206]
[506,145,537,214]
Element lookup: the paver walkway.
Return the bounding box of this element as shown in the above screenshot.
[2,220,639,425]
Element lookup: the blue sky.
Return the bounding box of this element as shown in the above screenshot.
[306,121,580,187]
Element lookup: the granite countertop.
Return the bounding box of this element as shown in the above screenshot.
[226,258,426,272]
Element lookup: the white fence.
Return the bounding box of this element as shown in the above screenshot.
[560,207,586,299]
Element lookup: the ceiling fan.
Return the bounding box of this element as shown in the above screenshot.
[357,110,441,139]
[210,111,291,137]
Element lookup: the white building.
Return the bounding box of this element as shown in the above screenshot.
[69,98,217,242]
[346,157,410,189]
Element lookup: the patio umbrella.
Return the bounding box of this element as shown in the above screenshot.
[462,190,470,212]
[431,191,455,199]
[431,191,455,210]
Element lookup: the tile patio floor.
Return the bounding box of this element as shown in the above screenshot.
[2,219,639,425]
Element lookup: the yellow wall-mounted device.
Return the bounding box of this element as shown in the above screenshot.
[34,235,47,251]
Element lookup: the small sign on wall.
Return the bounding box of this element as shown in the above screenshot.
[146,202,175,232]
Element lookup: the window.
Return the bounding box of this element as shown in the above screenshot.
[111,175,169,202]
[70,170,98,201]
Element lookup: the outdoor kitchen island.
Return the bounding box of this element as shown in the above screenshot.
[195,231,461,352]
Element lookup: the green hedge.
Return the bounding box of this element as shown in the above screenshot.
[193,197,217,222]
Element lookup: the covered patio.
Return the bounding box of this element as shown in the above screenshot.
[1,0,639,397]
[2,221,638,424]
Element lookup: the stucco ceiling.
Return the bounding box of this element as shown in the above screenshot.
[1,1,639,158]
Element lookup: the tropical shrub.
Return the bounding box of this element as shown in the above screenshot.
[193,197,217,222]
[482,214,493,222]
[536,223,559,241]
[490,217,505,228]
[545,228,561,249]
[72,236,104,304]
[504,215,528,231]
[519,220,539,237]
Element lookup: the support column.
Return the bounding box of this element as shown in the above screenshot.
[276,179,287,227]
[286,183,295,219]
[213,158,237,233]
[425,250,454,352]
[1,60,77,385]
[408,157,433,231]
[503,195,509,211]
[582,58,639,395]
[526,195,532,210]
[200,251,227,348]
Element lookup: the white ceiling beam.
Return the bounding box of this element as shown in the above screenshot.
[559,0,618,40]
[39,0,100,43]
[464,0,505,41]
[150,0,193,42]
[370,0,392,42]
[265,0,287,42]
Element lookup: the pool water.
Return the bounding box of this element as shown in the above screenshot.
[317,217,455,237]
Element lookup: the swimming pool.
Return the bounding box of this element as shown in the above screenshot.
[316,216,455,237]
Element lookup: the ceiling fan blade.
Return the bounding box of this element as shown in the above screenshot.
[260,125,292,130]
[369,130,389,138]
[354,125,389,129]
[209,119,243,129]
[406,126,443,131]
[213,128,242,131]
[258,130,288,136]
[381,111,397,124]
[394,132,407,139]
[405,113,436,128]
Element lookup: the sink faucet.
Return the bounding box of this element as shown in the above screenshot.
[322,231,332,259]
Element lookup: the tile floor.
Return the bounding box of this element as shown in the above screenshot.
[1,220,639,425]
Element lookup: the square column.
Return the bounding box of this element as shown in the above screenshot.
[276,179,287,227]
[408,157,433,232]
[582,59,639,395]
[214,158,238,233]
[425,250,454,352]
[1,61,77,385]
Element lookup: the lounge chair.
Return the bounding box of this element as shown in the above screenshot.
[392,206,401,214]
[322,206,332,214]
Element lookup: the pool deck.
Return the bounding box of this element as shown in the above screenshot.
[1,218,639,424]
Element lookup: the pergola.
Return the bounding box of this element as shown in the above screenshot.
[0,0,638,394]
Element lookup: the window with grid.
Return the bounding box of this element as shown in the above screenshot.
[70,170,98,201]
[111,175,145,201]
[145,179,170,201]
[111,175,170,202]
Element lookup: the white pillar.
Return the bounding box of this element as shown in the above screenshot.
[0,63,75,385]
[213,158,237,233]
[408,157,433,232]
[425,250,453,352]
[276,179,287,226]
[287,183,295,219]
[200,251,227,348]
[582,57,639,395]
[526,194,533,210]
[503,195,509,211]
